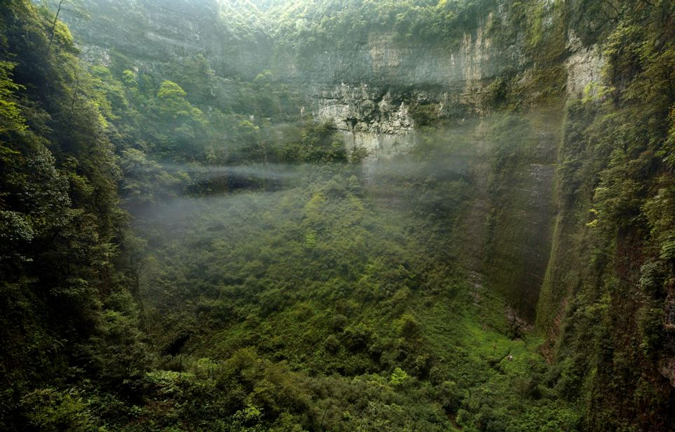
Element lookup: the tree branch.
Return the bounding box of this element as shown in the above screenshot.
[48,0,65,52]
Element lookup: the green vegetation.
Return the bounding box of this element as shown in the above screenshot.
[535,4,675,429]
[1,0,674,431]
[268,0,492,52]
[0,0,134,427]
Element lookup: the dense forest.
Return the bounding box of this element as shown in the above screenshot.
[1,0,674,431]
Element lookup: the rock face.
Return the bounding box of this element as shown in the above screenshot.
[565,36,605,99]
[63,0,272,80]
[294,22,512,167]
[534,36,605,331]
[272,13,521,87]
[313,84,416,169]
[65,2,516,165]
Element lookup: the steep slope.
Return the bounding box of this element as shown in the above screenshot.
[0,1,146,429]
